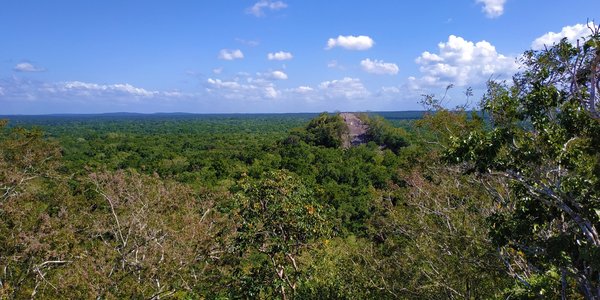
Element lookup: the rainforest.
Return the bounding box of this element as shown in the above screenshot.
[1,13,600,300]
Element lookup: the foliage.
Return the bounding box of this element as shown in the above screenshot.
[386,165,511,299]
[0,120,231,298]
[0,120,70,298]
[232,170,331,299]
[290,112,349,148]
[360,114,409,153]
[0,120,62,202]
[0,109,519,299]
[447,29,600,298]
[294,110,512,299]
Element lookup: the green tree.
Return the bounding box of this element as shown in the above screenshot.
[0,120,75,298]
[447,26,600,298]
[297,113,348,148]
[296,111,511,299]
[360,114,409,153]
[233,170,331,299]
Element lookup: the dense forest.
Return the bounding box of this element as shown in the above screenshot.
[1,35,599,299]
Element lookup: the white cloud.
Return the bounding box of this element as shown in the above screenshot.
[293,86,314,93]
[282,85,319,103]
[318,77,370,99]
[0,77,190,105]
[326,35,374,51]
[531,24,590,50]
[267,51,293,61]
[212,67,223,75]
[207,78,240,89]
[360,58,399,75]
[246,0,287,17]
[379,86,401,94]
[255,70,288,80]
[270,70,288,80]
[0,77,205,113]
[476,0,506,18]
[0,75,422,113]
[412,35,519,88]
[218,49,244,60]
[264,87,279,99]
[59,81,160,97]
[13,62,45,72]
[162,91,185,98]
[207,77,280,100]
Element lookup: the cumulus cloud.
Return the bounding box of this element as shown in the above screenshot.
[58,81,159,97]
[246,0,287,17]
[281,78,372,103]
[218,49,244,60]
[0,75,419,113]
[0,76,202,113]
[476,0,506,18]
[360,58,399,75]
[206,72,376,104]
[531,23,591,50]
[267,51,293,61]
[0,76,190,105]
[293,86,314,93]
[280,86,319,103]
[13,62,45,72]
[412,35,519,88]
[318,77,370,99]
[206,78,241,90]
[270,70,288,80]
[207,77,280,100]
[255,70,288,80]
[326,35,374,51]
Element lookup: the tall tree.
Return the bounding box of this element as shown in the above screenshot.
[447,24,600,298]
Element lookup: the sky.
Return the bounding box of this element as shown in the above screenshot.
[0,0,598,114]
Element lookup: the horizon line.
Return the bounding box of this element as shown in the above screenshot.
[0,110,431,117]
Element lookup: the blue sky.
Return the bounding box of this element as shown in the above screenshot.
[0,0,598,114]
